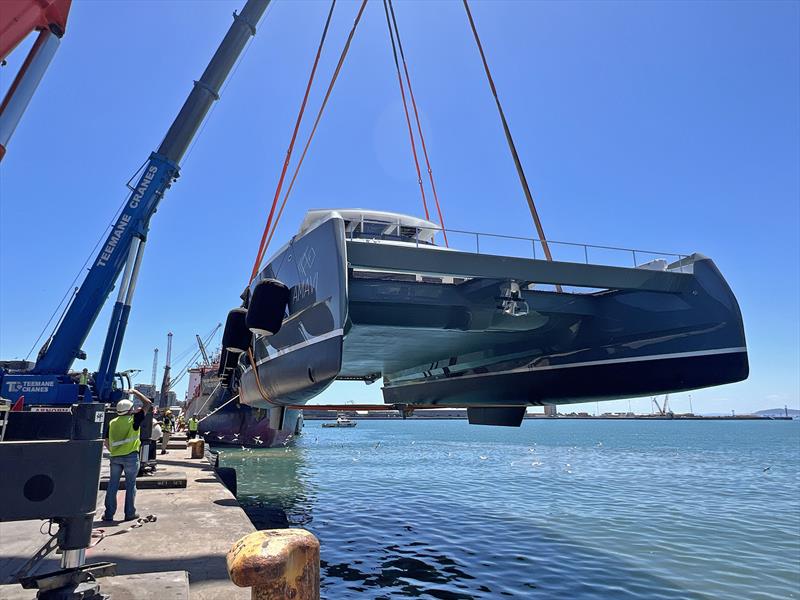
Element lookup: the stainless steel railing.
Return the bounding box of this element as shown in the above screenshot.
[346,217,689,271]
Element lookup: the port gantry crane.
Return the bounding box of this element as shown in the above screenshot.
[652,395,672,416]
[0,1,272,594]
[196,334,211,366]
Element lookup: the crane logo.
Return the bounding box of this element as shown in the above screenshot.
[96,165,158,268]
[5,379,55,394]
[129,165,158,209]
[96,213,132,268]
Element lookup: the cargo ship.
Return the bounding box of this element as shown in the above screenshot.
[185,358,302,448]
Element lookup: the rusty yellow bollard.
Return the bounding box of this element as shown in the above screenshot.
[187,438,204,459]
[227,529,320,600]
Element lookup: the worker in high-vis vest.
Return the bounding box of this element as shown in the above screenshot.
[187,416,199,439]
[161,410,173,455]
[102,388,152,522]
[78,368,90,399]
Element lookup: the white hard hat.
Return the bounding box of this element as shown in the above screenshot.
[116,399,134,414]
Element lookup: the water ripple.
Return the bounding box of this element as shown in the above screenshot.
[221,420,800,599]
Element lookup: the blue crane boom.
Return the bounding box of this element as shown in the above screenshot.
[1,0,271,406]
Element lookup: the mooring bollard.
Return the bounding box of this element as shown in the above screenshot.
[187,438,204,459]
[227,529,320,600]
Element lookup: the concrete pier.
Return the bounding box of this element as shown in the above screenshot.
[0,436,254,599]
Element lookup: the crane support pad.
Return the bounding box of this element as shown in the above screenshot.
[0,439,102,521]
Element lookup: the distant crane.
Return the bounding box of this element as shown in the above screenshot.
[196,334,210,366]
[159,332,173,409]
[652,394,671,416]
[150,347,159,388]
[162,324,221,392]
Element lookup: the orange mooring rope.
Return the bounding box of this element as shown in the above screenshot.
[462,0,558,269]
[250,0,337,282]
[247,347,278,406]
[262,0,369,256]
[387,0,448,246]
[382,0,430,222]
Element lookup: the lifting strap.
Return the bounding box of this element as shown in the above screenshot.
[386,0,449,246]
[247,347,279,406]
[462,0,559,271]
[382,0,430,222]
[250,0,337,282]
[261,0,369,263]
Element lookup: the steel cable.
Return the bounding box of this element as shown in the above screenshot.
[382,0,430,221]
[462,0,559,285]
[387,0,448,246]
[262,0,369,256]
[250,0,338,281]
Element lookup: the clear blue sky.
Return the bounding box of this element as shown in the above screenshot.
[1,0,797,415]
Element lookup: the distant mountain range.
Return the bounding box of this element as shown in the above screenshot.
[754,408,800,417]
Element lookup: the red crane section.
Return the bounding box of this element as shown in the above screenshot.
[0,0,71,60]
[0,0,72,160]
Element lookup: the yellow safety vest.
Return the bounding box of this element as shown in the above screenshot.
[79,373,89,385]
[108,415,141,457]
[188,418,198,432]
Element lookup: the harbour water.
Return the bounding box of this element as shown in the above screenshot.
[220,419,799,599]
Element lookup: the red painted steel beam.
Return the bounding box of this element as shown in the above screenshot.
[0,0,72,60]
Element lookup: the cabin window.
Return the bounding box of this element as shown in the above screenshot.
[347,219,433,245]
[399,226,418,241]
[360,222,387,237]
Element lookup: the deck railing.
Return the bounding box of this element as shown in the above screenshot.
[346,218,690,272]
